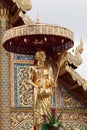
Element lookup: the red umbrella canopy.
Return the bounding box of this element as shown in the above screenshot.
[2,24,74,55]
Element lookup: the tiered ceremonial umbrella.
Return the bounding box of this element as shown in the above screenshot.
[2,23,74,55]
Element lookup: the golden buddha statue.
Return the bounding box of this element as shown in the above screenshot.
[28,51,55,130]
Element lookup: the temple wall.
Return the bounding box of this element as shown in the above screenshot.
[58,84,87,130]
[0,5,11,130]
[9,53,87,130]
[10,54,34,130]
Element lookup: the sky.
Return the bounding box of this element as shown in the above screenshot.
[26,0,87,79]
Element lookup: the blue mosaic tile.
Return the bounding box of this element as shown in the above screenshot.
[59,84,64,108]
[14,54,34,60]
[52,88,56,107]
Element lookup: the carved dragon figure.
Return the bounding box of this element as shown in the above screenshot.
[12,0,33,25]
[67,39,83,67]
[55,39,87,91]
[12,0,32,12]
[66,39,87,91]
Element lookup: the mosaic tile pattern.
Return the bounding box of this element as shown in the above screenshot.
[52,88,56,107]
[12,56,87,130]
[59,84,87,130]
[59,84,85,109]
[62,122,87,130]
[14,64,33,108]
[14,54,34,60]
[11,112,34,130]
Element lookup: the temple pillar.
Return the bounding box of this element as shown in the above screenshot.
[0,5,11,130]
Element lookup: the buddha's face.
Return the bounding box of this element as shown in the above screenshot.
[35,51,46,62]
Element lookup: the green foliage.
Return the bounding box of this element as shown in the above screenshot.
[41,108,65,130]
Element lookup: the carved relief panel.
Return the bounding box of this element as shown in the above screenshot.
[10,54,34,130]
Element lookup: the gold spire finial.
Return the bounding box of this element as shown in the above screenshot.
[35,12,40,24]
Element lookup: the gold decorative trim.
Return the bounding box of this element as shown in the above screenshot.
[11,108,33,112]
[66,65,87,91]
[2,24,74,43]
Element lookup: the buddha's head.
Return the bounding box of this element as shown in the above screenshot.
[35,51,46,62]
